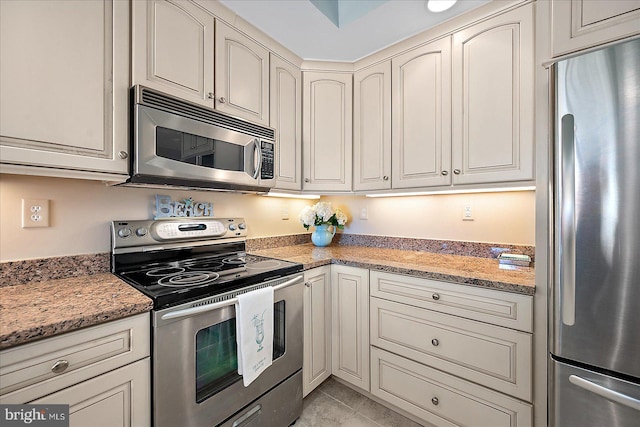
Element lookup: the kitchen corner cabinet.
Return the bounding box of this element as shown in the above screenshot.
[132,0,215,108]
[215,21,270,125]
[451,3,534,185]
[354,62,392,192]
[552,0,640,57]
[302,72,353,192]
[0,0,130,179]
[270,55,302,191]
[0,314,151,427]
[391,37,452,189]
[303,266,332,397]
[331,265,370,392]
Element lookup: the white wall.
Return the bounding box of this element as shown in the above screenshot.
[0,174,535,262]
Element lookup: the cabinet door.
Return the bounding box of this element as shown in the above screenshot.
[31,358,151,427]
[391,38,452,189]
[452,4,534,185]
[132,0,214,108]
[302,72,353,192]
[552,0,640,57]
[215,21,270,125]
[331,265,369,391]
[303,266,332,397]
[0,0,129,177]
[354,62,392,191]
[270,55,302,191]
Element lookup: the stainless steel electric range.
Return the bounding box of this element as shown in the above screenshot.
[111,218,304,427]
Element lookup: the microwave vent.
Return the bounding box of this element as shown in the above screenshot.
[139,87,275,141]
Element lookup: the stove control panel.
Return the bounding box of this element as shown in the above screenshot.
[112,218,247,250]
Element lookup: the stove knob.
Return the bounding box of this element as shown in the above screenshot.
[228,224,237,231]
[238,223,246,230]
[136,227,148,237]
[118,227,132,238]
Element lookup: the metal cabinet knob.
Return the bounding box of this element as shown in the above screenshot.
[305,281,312,287]
[51,359,69,374]
[431,397,439,406]
[304,178,310,183]
[218,97,227,104]
[207,92,215,99]
[117,151,128,159]
[383,175,389,181]
[431,339,440,347]
[432,293,440,301]
[441,170,448,176]
[453,169,461,175]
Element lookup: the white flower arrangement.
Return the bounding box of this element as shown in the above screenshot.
[299,202,348,231]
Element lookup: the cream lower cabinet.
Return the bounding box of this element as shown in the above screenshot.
[552,0,640,57]
[302,72,353,192]
[0,314,151,427]
[331,265,370,391]
[0,0,130,179]
[369,271,533,426]
[303,266,332,396]
[451,3,534,186]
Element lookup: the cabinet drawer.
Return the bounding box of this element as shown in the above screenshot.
[371,297,531,401]
[0,314,150,401]
[371,347,532,427]
[370,271,532,332]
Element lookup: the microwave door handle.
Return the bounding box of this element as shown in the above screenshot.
[160,274,304,320]
[252,139,262,179]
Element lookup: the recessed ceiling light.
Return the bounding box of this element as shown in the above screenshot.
[427,0,457,13]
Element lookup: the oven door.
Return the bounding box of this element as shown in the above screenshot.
[134,104,270,189]
[152,275,303,427]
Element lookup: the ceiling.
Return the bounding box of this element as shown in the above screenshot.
[218,0,490,62]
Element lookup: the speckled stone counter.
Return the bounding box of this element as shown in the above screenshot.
[0,273,153,350]
[250,244,535,295]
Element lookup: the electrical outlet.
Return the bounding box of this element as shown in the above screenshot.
[22,199,50,228]
[359,208,368,220]
[281,207,290,220]
[462,204,474,221]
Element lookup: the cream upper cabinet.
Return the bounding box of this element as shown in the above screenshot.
[451,4,534,185]
[552,0,640,57]
[0,0,130,179]
[354,62,392,191]
[302,72,353,192]
[391,38,452,189]
[132,0,215,108]
[215,21,270,125]
[303,266,332,397]
[331,265,370,392]
[270,55,302,191]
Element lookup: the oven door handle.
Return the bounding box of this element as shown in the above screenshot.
[160,274,304,320]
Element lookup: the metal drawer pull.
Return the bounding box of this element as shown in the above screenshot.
[232,404,262,427]
[431,397,439,406]
[432,293,440,301]
[569,375,640,411]
[51,360,69,374]
[305,281,312,287]
[431,339,439,347]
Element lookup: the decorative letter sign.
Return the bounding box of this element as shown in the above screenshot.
[155,195,214,219]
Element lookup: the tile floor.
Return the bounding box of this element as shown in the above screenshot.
[295,377,428,427]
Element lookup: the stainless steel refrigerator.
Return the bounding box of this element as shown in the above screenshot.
[551,37,640,426]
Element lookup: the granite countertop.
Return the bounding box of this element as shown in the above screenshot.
[250,244,535,295]
[0,273,153,350]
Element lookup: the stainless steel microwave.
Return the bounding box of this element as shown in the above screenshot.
[124,86,275,192]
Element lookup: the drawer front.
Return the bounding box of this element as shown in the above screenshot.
[370,271,533,332]
[371,347,532,427]
[371,297,531,401]
[0,313,150,400]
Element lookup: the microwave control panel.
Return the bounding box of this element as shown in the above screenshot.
[261,141,274,179]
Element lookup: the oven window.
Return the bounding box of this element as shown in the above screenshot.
[156,127,244,172]
[195,300,286,403]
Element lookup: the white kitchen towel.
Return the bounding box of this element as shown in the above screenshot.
[235,286,273,386]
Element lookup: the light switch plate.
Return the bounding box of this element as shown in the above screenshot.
[22,198,50,228]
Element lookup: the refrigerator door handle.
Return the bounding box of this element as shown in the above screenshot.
[569,375,640,412]
[559,113,576,326]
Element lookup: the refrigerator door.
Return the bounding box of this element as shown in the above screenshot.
[553,37,640,378]
[550,357,640,427]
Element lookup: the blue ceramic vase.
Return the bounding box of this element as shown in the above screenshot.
[311,224,336,247]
